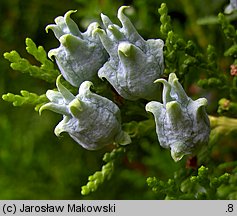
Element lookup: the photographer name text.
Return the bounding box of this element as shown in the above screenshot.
[2,203,116,214]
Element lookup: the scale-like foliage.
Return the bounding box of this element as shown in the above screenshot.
[81,147,126,195]
[147,166,230,199]
[4,38,59,83]
[2,91,47,111]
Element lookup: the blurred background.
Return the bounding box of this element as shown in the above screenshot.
[0,0,233,199]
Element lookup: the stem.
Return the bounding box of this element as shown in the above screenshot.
[208,115,237,150]
[209,115,237,131]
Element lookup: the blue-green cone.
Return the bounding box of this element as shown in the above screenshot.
[40,75,131,150]
[46,10,108,87]
[146,73,210,161]
[94,6,164,101]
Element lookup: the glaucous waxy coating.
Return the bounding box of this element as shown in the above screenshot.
[40,75,131,150]
[225,0,237,14]
[46,10,108,87]
[94,6,164,101]
[146,73,210,161]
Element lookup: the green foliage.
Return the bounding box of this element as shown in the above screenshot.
[158,3,214,83]
[218,13,237,42]
[2,38,59,111]
[147,176,184,199]
[189,166,230,199]
[147,166,230,199]
[81,147,125,195]
[4,38,59,83]
[158,3,172,37]
[214,13,237,113]
[218,98,237,116]
[2,91,47,111]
